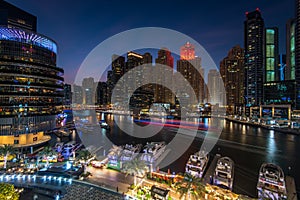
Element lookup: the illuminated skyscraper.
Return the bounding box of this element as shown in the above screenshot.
[0,1,64,146]
[112,54,125,84]
[265,27,279,82]
[286,19,296,80]
[208,69,223,105]
[244,9,265,107]
[155,48,174,104]
[177,42,204,104]
[220,45,245,114]
[180,42,195,60]
[295,0,300,109]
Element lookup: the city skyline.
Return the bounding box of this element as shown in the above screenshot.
[5,0,295,84]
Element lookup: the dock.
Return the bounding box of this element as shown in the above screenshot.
[286,176,298,200]
[203,154,221,184]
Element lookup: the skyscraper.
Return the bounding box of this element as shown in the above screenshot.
[180,42,195,60]
[112,54,125,84]
[208,69,223,105]
[0,0,37,31]
[295,0,300,109]
[0,1,63,146]
[220,45,245,114]
[155,48,174,104]
[244,9,265,107]
[286,19,296,80]
[265,27,279,82]
[177,42,204,104]
[82,77,95,105]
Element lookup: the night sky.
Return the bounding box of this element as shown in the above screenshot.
[6,0,295,83]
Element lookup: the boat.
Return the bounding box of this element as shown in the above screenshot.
[185,150,209,178]
[99,120,110,130]
[257,163,287,200]
[120,144,142,161]
[141,142,166,163]
[213,156,234,191]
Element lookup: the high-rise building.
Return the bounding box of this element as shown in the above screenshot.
[208,69,223,105]
[0,0,37,31]
[244,9,265,106]
[143,52,152,64]
[265,27,279,82]
[295,0,300,109]
[177,42,204,105]
[155,48,174,104]
[106,70,113,104]
[0,1,64,146]
[220,45,245,114]
[64,84,72,105]
[96,82,108,106]
[82,77,95,105]
[286,19,296,80]
[180,42,195,60]
[112,54,125,84]
[72,84,83,104]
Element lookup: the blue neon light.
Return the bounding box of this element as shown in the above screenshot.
[0,26,57,53]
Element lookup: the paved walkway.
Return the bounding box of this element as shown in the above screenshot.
[86,166,132,194]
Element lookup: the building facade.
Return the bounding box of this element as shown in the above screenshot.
[265,27,279,82]
[0,18,63,146]
[286,19,296,80]
[295,0,300,109]
[244,9,265,107]
[220,45,245,114]
[154,48,174,105]
[0,0,37,31]
[177,42,204,105]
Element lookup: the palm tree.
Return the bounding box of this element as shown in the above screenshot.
[38,146,55,167]
[175,172,205,200]
[0,145,13,170]
[122,158,148,186]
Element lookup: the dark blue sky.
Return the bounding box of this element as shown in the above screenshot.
[6,0,295,83]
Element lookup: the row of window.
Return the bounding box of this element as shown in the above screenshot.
[0,40,56,66]
[0,65,60,77]
[0,96,62,105]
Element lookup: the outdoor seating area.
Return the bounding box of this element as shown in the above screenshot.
[62,182,123,200]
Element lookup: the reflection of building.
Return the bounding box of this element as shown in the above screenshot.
[220,45,244,114]
[244,9,265,106]
[155,48,174,104]
[0,2,64,146]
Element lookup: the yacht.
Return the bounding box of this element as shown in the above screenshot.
[141,142,166,163]
[257,163,287,200]
[213,156,234,191]
[120,144,142,161]
[185,150,209,178]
